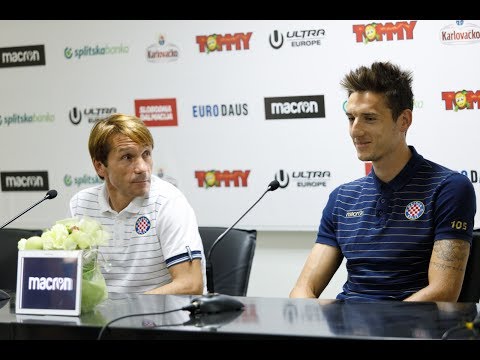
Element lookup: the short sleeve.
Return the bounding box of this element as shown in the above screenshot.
[434,173,476,243]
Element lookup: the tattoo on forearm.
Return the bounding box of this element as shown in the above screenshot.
[434,240,468,261]
[430,261,464,272]
[432,240,469,272]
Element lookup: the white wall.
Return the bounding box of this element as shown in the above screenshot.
[248,230,346,298]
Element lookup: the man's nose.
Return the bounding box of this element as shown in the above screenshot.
[134,158,149,173]
[350,118,364,136]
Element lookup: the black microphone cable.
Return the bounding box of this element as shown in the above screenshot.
[96,303,197,340]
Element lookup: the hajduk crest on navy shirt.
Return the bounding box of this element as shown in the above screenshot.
[404,200,425,220]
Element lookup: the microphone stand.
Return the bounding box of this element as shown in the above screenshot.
[0,190,57,229]
[0,190,58,300]
[206,180,279,293]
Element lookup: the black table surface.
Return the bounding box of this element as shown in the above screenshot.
[0,293,478,341]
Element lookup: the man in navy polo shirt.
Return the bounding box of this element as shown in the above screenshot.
[290,61,476,302]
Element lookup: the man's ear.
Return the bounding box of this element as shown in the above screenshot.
[398,109,412,133]
[93,159,106,179]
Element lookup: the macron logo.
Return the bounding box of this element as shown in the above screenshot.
[265,95,325,120]
[28,276,74,291]
[346,210,364,217]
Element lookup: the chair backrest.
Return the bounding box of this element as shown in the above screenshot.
[0,228,43,292]
[458,230,480,302]
[199,226,256,297]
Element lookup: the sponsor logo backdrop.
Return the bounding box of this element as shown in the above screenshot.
[0,20,479,231]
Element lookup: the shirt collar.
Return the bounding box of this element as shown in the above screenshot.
[98,183,146,215]
[370,145,424,193]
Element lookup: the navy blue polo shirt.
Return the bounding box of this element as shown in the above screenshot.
[317,146,476,301]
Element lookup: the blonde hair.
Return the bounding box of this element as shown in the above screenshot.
[88,113,154,165]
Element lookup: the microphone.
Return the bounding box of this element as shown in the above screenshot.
[0,189,57,301]
[205,179,280,295]
[183,303,244,330]
[0,189,57,230]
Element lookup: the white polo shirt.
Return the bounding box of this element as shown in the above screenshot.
[69,175,206,294]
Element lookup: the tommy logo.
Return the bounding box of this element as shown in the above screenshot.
[135,216,151,235]
[346,210,364,217]
[405,201,425,220]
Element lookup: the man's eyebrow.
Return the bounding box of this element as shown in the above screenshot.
[345,111,378,116]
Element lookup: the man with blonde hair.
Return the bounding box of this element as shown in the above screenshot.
[70,113,205,295]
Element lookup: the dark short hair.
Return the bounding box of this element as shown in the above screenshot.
[340,61,414,120]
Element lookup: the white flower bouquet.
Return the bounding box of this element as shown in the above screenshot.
[17,217,111,313]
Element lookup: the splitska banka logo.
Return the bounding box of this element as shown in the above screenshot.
[441,90,480,111]
[196,33,252,53]
[352,21,416,43]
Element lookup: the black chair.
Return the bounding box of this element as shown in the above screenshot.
[458,230,480,302]
[0,228,43,292]
[199,226,256,297]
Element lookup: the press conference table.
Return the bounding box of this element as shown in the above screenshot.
[0,293,478,341]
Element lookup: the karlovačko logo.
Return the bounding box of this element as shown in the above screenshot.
[352,21,416,44]
[265,95,325,120]
[440,20,480,45]
[146,34,180,63]
[1,171,49,191]
[0,45,46,68]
